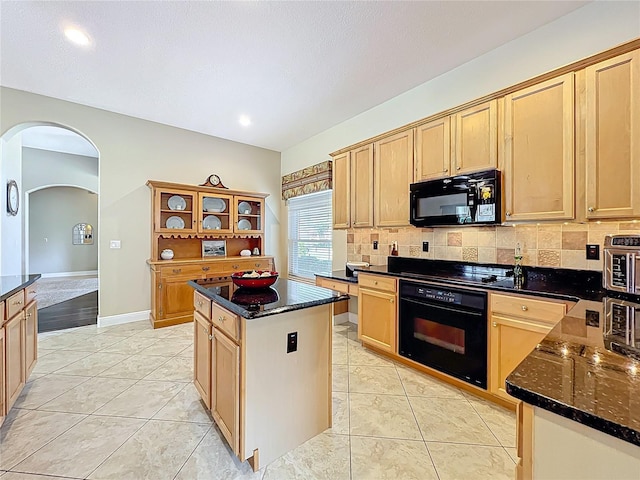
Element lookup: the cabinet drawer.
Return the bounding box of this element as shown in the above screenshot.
[25,283,38,305]
[212,304,240,341]
[160,264,222,278]
[358,274,397,293]
[6,290,25,320]
[194,291,212,319]
[491,293,566,323]
[226,259,272,273]
[316,277,350,294]
[0,300,4,325]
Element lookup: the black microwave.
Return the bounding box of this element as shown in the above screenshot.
[410,169,502,227]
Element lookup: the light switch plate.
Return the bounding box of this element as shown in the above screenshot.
[110,240,121,249]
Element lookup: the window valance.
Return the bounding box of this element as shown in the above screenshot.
[281,160,332,201]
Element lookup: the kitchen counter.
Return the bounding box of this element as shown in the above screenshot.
[0,274,41,302]
[189,278,349,319]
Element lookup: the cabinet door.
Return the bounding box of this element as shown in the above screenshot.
[194,311,212,409]
[503,73,575,221]
[415,117,451,181]
[5,312,25,411]
[198,192,233,234]
[24,301,38,378]
[351,145,374,227]
[0,327,5,423]
[212,329,240,455]
[489,314,551,401]
[357,287,397,353]
[234,196,265,234]
[332,151,351,229]
[374,130,414,227]
[453,100,497,175]
[154,188,198,233]
[158,279,194,319]
[585,50,640,219]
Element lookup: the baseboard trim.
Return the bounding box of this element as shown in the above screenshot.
[333,312,350,325]
[40,270,98,278]
[348,312,358,324]
[98,310,150,328]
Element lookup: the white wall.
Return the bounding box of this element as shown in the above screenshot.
[29,187,98,274]
[23,147,98,193]
[280,1,640,270]
[0,89,282,320]
[1,133,23,275]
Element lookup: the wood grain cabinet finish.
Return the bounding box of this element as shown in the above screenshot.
[0,326,5,426]
[194,311,212,409]
[350,144,375,228]
[24,301,37,378]
[332,151,351,229]
[5,311,25,411]
[374,130,414,227]
[357,274,398,353]
[212,327,241,455]
[489,293,568,402]
[503,73,575,221]
[415,100,497,182]
[584,50,640,219]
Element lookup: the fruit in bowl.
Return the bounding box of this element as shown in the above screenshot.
[231,271,278,288]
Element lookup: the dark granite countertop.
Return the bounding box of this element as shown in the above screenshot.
[0,274,41,302]
[315,270,358,284]
[189,278,349,319]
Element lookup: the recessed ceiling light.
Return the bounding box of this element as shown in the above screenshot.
[239,115,252,127]
[64,27,91,47]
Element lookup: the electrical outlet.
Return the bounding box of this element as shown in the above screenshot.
[373,240,378,250]
[586,244,600,260]
[422,241,429,252]
[287,332,298,353]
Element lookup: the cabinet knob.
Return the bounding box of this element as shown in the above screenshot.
[255,263,261,268]
[506,212,512,217]
[29,290,36,294]
[444,168,449,173]
[13,300,22,305]
[492,321,497,327]
[202,266,210,272]
[588,207,595,213]
[456,166,461,171]
[197,301,203,307]
[27,313,32,318]
[374,281,378,285]
[173,268,182,274]
[390,298,394,304]
[208,334,214,341]
[521,305,528,311]
[232,265,239,269]
[219,316,226,322]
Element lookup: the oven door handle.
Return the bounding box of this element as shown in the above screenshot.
[400,297,484,317]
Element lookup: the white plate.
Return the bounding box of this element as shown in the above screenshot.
[238,201,252,215]
[168,195,186,211]
[203,197,226,213]
[237,219,252,230]
[166,216,185,229]
[203,215,222,230]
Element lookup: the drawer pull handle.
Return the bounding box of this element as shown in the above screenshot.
[390,298,394,304]
[13,300,22,305]
[506,212,512,217]
[29,290,36,294]
[219,316,226,322]
[173,268,182,274]
[492,321,497,327]
[374,281,378,285]
[456,166,461,171]
[233,265,239,269]
[202,266,210,272]
[255,263,261,267]
[27,313,32,318]
[444,168,448,173]
[521,305,528,311]
[197,301,203,307]
[208,334,214,341]
[588,207,595,212]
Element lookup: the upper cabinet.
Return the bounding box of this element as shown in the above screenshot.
[374,130,414,227]
[233,195,265,235]
[415,100,497,182]
[503,73,575,222]
[583,50,640,219]
[331,144,374,229]
[155,188,198,233]
[332,151,350,229]
[198,192,233,234]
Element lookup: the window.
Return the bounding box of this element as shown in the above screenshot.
[288,190,332,280]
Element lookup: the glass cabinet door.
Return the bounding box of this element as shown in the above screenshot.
[198,192,233,234]
[234,196,264,234]
[156,189,197,233]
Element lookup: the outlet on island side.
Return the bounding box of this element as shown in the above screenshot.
[422,241,429,252]
[287,332,298,353]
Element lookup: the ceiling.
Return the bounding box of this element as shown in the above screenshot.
[1,1,591,152]
[21,126,99,158]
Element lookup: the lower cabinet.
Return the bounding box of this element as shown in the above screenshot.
[5,311,25,411]
[24,301,38,377]
[212,327,240,454]
[357,274,398,353]
[0,325,5,427]
[193,311,212,409]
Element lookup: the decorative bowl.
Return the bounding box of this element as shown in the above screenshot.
[160,249,174,260]
[231,271,278,288]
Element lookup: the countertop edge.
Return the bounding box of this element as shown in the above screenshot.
[0,274,41,302]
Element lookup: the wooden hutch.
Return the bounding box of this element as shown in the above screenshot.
[147,180,274,328]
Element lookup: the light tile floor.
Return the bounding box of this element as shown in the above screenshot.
[0,320,516,480]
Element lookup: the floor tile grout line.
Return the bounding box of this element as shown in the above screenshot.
[171,424,214,480]
[466,396,511,449]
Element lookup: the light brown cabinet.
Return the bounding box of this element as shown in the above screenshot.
[331,151,350,229]
[0,323,4,427]
[5,311,25,411]
[24,301,37,378]
[212,325,240,454]
[415,100,497,182]
[374,130,414,227]
[583,50,640,219]
[331,145,374,229]
[193,310,212,409]
[503,73,575,221]
[489,293,569,402]
[357,273,397,353]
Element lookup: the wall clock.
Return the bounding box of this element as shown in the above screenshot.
[7,180,19,216]
[200,174,228,189]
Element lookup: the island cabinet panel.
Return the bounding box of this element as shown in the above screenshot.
[415,116,451,181]
[350,144,375,228]
[489,293,569,402]
[331,151,350,229]
[453,100,498,175]
[0,326,5,426]
[24,301,37,378]
[5,311,25,411]
[357,274,398,354]
[503,73,575,221]
[584,50,640,219]
[212,327,240,455]
[193,311,212,409]
[374,130,414,227]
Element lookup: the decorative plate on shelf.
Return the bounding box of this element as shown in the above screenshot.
[203,215,222,230]
[167,195,187,211]
[203,197,226,213]
[166,216,185,229]
[237,218,252,230]
[238,201,252,215]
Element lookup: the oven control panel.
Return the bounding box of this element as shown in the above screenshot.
[414,287,462,304]
[400,281,486,310]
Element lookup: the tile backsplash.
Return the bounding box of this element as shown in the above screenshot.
[346,222,640,271]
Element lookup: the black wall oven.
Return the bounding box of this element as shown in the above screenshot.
[399,280,488,389]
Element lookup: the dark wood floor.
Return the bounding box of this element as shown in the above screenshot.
[38,291,98,333]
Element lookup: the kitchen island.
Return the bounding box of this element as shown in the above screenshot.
[188,278,348,471]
